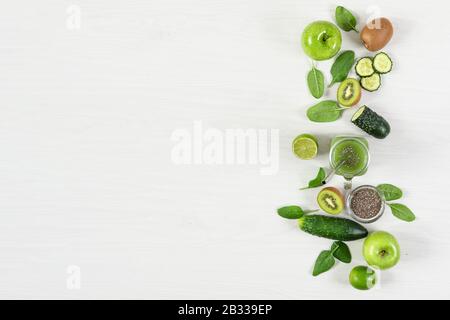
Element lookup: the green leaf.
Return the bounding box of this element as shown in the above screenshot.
[329,51,355,87]
[335,6,358,32]
[306,100,343,122]
[300,167,326,190]
[331,241,352,263]
[307,66,325,99]
[388,203,416,222]
[377,184,403,201]
[312,250,335,276]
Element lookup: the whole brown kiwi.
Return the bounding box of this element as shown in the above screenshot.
[360,18,393,52]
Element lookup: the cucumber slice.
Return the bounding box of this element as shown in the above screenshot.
[355,57,375,77]
[352,106,390,139]
[373,52,393,74]
[360,73,381,92]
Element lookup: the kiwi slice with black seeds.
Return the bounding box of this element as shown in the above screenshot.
[317,187,344,215]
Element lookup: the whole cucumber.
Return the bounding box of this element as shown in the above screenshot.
[298,215,368,241]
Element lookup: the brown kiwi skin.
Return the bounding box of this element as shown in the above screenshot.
[337,79,361,108]
[317,187,345,214]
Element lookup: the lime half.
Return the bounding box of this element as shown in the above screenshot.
[292,134,318,160]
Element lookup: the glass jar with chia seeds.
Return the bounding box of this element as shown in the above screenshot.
[346,185,385,223]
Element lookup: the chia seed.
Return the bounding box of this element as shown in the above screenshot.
[350,187,382,219]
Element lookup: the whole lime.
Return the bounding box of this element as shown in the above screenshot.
[349,266,377,290]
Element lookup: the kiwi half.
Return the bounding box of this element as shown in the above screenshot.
[337,78,361,107]
[317,187,344,215]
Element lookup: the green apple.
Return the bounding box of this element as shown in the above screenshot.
[301,21,342,61]
[349,266,377,290]
[363,231,400,270]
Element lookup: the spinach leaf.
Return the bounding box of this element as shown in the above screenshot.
[306,100,342,122]
[300,167,326,190]
[388,203,416,222]
[277,206,317,219]
[335,6,358,32]
[329,51,355,87]
[377,184,403,201]
[307,66,325,99]
[312,250,335,276]
[331,241,352,263]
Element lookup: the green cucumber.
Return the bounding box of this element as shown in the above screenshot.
[373,52,393,74]
[360,73,381,92]
[298,215,368,241]
[355,57,375,77]
[352,105,390,139]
